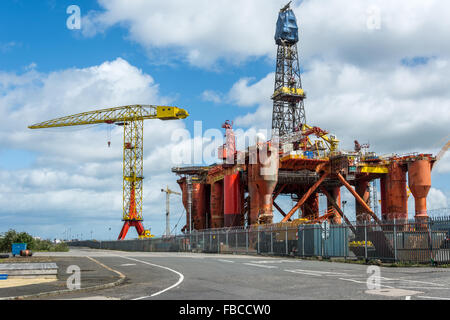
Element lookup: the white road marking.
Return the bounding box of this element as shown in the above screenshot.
[405,296,411,300]
[416,295,450,300]
[338,278,394,289]
[373,277,445,287]
[112,255,184,300]
[365,289,422,297]
[284,270,322,277]
[285,269,349,277]
[70,296,120,300]
[243,263,278,269]
[119,263,136,267]
[217,259,234,263]
[249,260,293,264]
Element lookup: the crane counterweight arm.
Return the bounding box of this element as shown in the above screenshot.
[28,105,189,129]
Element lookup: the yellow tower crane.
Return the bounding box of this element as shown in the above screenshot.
[28,105,189,240]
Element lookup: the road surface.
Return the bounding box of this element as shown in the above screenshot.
[32,248,450,300]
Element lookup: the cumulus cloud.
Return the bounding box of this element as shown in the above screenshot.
[80,0,450,68]
[218,59,450,163]
[81,0,288,67]
[201,90,223,104]
[0,58,189,238]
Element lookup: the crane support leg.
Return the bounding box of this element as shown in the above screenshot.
[118,220,146,240]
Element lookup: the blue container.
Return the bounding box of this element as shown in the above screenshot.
[0,274,8,280]
[12,243,27,256]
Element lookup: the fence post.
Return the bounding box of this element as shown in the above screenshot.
[257,228,260,254]
[270,226,274,254]
[203,232,205,251]
[226,230,229,249]
[428,219,433,264]
[321,224,325,258]
[364,220,368,261]
[218,231,220,253]
[246,229,249,253]
[393,218,397,262]
[210,232,212,252]
[301,225,304,257]
[235,230,238,251]
[285,225,288,255]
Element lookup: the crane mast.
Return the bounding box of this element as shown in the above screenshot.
[29,105,189,240]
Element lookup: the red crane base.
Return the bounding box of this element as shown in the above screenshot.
[117,220,145,240]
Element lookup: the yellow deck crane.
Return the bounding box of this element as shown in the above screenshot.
[28,105,189,240]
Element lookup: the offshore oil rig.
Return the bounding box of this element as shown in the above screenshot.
[172,3,437,233]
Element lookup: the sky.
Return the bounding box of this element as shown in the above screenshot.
[0,0,449,240]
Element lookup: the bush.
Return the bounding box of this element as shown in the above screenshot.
[0,229,35,252]
[0,229,69,252]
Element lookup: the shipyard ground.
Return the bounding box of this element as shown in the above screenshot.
[1,248,449,300]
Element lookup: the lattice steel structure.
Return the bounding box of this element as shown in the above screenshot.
[272,4,306,137]
[29,105,189,240]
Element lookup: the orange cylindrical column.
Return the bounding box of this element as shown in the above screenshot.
[224,172,242,227]
[327,187,342,224]
[177,178,190,231]
[210,181,224,229]
[302,193,319,220]
[385,162,408,222]
[254,143,279,224]
[192,183,207,230]
[408,160,432,222]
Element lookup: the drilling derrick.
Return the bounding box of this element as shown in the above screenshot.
[272,2,306,137]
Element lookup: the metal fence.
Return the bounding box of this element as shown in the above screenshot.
[71,216,450,264]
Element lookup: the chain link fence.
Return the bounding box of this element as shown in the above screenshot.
[71,216,450,264]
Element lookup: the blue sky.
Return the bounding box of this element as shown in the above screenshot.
[0,0,272,133]
[0,0,449,240]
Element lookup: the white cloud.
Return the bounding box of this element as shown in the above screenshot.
[427,188,448,210]
[82,0,288,67]
[0,58,188,239]
[201,90,223,104]
[222,59,450,163]
[80,0,450,68]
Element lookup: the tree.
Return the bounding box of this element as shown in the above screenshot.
[0,229,35,252]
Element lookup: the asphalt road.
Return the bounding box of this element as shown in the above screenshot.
[33,248,450,300]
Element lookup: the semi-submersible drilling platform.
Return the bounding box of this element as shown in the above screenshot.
[172,4,437,235]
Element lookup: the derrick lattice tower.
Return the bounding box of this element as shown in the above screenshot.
[272,2,306,137]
